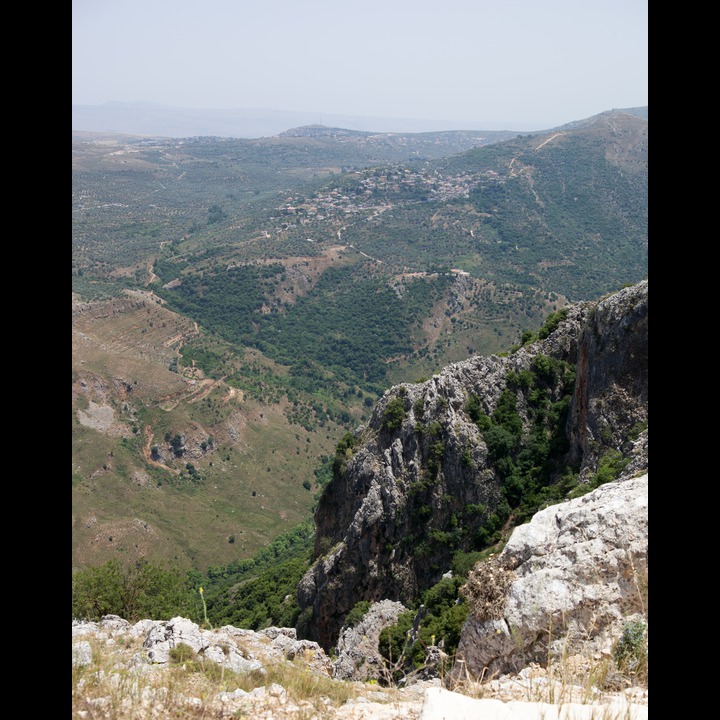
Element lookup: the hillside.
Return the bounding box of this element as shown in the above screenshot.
[72,109,647,575]
[72,282,648,719]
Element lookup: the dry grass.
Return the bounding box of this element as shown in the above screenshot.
[458,554,515,622]
[72,633,400,720]
[72,620,646,720]
[446,653,647,720]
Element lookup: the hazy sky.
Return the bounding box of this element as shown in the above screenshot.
[72,0,647,131]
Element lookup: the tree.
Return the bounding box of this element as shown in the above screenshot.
[382,396,406,431]
[72,559,197,622]
[207,205,227,225]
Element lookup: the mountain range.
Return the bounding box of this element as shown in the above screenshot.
[72,102,645,138]
[72,106,648,577]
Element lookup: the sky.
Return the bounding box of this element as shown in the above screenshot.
[72,0,648,132]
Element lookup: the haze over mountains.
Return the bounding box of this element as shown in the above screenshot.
[71,101,648,139]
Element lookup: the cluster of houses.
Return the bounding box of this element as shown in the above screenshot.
[275,165,502,223]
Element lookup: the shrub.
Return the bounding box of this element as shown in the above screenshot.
[332,431,358,478]
[378,610,415,677]
[613,619,648,675]
[628,420,648,441]
[425,421,443,437]
[382,396,406,431]
[416,504,432,520]
[378,577,470,683]
[460,556,515,622]
[344,600,371,629]
[531,354,561,383]
[484,425,518,461]
[568,449,630,499]
[491,389,523,438]
[451,549,486,578]
[537,308,568,339]
[464,394,485,424]
[169,642,197,664]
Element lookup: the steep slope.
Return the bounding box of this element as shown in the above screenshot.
[296,281,648,650]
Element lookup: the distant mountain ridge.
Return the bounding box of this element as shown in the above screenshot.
[71,101,647,139]
[555,106,648,131]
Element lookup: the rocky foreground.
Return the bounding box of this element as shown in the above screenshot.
[73,470,649,719]
[72,612,647,719]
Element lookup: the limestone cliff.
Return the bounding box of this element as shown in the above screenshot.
[454,472,648,678]
[297,281,648,650]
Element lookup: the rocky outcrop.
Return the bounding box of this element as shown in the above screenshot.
[333,599,408,681]
[297,282,648,650]
[454,472,648,678]
[72,614,648,719]
[72,614,331,677]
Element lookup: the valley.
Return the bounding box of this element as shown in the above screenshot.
[72,109,648,575]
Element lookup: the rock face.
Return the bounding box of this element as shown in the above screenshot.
[333,599,408,681]
[454,472,648,678]
[566,283,649,478]
[297,281,648,651]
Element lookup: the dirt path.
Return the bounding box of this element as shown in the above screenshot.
[534,132,563,151]
[186,377,224,404]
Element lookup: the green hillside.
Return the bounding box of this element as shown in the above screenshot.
[72,110,647,574]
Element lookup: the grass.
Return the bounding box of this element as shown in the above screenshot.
[73,630,648,720]
[445,639,647,717]
[72,292,343,574]
[73,633,238,719]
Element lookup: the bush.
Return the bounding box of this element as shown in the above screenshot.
[71,559,197,622]
[378,610,415,676]
[613,619,648,675]
[378,577,470,683]
[382,396,406,431]
[460,556,515,622]
[332,431,358,478]
[537,308,568,339]
[169,642,197,664]
[344,600,371,629]
[568,449,630,499]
